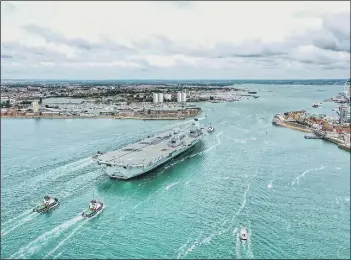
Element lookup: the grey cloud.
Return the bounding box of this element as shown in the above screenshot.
[3,10,350,79]
[1,42,69,63]
[211,40,287,59]
[136,11,350,67]
[132,34,188,55]
[1,54,13,59]
[22,24,135,55]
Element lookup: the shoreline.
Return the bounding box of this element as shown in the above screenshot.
[274,121,313,133]
[272,112,350,152]
[0,115,196,120]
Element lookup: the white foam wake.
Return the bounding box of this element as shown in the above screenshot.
[11,157,94,194]
[231,183,250,223]
[234,228,241,259]
[10,215,83,259]
[1,212,38,237]
[165,181,180,191]
[44,219,88,259]
[2,209,33,226]
[292,165,327,185]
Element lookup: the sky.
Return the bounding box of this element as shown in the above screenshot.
[1,1,350,80]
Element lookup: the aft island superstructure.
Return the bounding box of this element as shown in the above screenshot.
[94,118,205,179]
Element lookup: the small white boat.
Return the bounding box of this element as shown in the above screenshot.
[207,126,215,133]
[240,227,248,240]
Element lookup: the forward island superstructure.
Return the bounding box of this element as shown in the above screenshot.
[94,118,205,179]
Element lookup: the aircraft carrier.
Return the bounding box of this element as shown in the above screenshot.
[94,118,205,179]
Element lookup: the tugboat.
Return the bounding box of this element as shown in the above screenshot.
[82,199,104,218]
[239,227,248,241]
[33,195,59,213]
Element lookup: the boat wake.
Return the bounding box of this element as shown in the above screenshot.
[44,218,89,259]
[234,227,254,259]
[2,209,33,226]
[98,186,164,242]
[10,215,84,259]
[58,170,102,199]
[230,182,250,224]
[234,228,241,259]
[1,211,39,238]
[165,181,180,191]
[175,217,231,259]
[9,157,94,196]
[291,165,327,185]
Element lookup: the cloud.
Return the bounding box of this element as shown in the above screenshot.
[1,2,16,13]
[1,1,350,79]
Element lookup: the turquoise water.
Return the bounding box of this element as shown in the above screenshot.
[1,84,350,259]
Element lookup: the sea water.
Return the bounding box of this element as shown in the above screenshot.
[1,84,350,259]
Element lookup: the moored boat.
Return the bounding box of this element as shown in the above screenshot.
[304,135,322,139]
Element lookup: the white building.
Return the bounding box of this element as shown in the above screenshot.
[1,96,9,102]
[158,93,164,103]
[32,101,39,113]
[153,93,159,103]
[164,94,172,101]
[339,105,351,123]
[177,92,182,103]
[181,92,187,102]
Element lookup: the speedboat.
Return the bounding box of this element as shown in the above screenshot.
[82,199,104,218]
[240,227,248,240]
[33,195,59,213]
[207,126,215,133]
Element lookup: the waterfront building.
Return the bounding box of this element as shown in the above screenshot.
[32,101,39,113]
[164,94,172,101]
[181,92,187,102]
[177,92,182,103]
[158,93,164,103]
[339,105,351,123]
[153,93,159,103]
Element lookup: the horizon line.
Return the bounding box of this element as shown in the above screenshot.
[1,78,347,81]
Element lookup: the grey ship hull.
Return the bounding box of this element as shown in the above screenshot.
[95,122,204,180]
[101,139,199,179]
